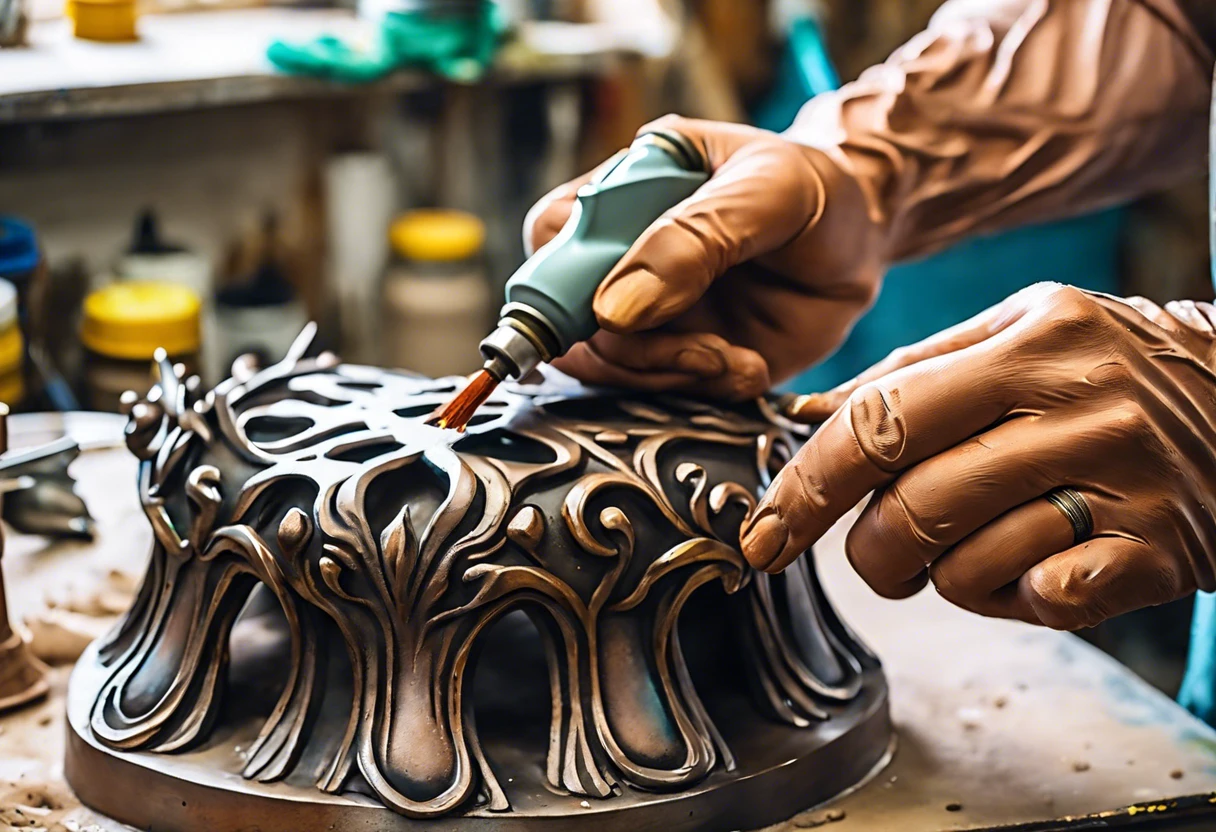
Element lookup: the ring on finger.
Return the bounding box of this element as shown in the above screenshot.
[1045,488,1094,545]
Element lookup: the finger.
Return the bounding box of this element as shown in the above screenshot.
[786,292,1037,423]
[1019,538,1190,630]
[844,413,1096,597]
[553,332,771,401]
[593,117,825,334]
[927,497,1076,618]
[587,330,770,398]
[522,164,606,256]
[1165,300,1216,335]
[740,330,1024,573]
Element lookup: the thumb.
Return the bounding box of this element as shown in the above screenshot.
[593,116,826,334]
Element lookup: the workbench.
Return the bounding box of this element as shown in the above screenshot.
[1,416,1215,832]
[0,9,639,122]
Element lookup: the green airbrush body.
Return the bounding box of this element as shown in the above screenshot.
[478,129,711,382]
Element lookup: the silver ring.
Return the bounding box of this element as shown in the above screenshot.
[1045,488,1094,545]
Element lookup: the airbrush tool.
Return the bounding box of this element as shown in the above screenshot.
[431,128,711,430]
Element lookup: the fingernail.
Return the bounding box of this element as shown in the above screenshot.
[674,347,727,377]
[787,393,832,420]
[597,268,667,331]
[740,507,789,570]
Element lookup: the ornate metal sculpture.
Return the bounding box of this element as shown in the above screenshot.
[65,327,892,831]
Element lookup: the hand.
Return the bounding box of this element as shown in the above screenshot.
[739,283,1216,630]
[525,115,883,401]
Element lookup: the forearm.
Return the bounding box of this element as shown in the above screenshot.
[788,0,1214,262]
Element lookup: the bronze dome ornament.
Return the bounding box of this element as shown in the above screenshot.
[65,326,893,832]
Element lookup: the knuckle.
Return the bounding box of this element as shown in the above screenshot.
[882,479,950,553]
[847,383,907,470]
[642,113,693,136]
[1047,285,1101,326]
[1105,402,1157,444]
[845,543,918,599]
[1027,563,1107,631]
[928,560,976,611]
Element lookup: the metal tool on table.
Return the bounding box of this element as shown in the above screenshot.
[0,405,94,714]
[431,128,711,431]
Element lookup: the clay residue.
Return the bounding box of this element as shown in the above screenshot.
[0,779,96,832]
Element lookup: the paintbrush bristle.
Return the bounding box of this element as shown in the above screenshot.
[428,369,500,432]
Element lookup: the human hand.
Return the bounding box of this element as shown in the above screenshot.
[525,115,883,401]
[739,283,1216,630]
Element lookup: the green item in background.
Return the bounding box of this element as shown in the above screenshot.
[267,0,505,84]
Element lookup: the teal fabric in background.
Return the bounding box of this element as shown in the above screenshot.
[752,15,1123,394]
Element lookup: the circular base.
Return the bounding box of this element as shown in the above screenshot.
[66,640,893,832]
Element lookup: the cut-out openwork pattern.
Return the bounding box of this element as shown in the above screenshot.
[84,326,885,820]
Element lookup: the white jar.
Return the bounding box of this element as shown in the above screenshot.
[381,210,493,379]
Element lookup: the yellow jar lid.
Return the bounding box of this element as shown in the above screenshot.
[81,281,200,360]
[390,210,485,263]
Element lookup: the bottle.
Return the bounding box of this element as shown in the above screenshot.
[80,282,201,412]
[381,209,492,378]
[0,281,24,408]
[214,212,309,376]
[115,209,218,384]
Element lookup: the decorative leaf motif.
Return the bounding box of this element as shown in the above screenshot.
[90,345,876,820]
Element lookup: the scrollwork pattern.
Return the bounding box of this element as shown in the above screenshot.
[89,326,877,818]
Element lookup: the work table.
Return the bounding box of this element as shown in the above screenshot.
[0,416,1214,831]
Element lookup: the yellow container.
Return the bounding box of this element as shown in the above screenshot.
[389,210,486,263]
[0,280,25,408]
[82,281,200,361]
[70,0,138,42]
[81,281,201,412]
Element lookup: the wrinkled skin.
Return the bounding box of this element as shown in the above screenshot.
[740,284,1216,630]
[527,0,1211,404]
[524,0,1216,629]
[526,117,883,401]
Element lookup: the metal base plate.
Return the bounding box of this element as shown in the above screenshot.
[66,629,893,832]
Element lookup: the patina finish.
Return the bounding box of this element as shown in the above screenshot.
[65,327,891,831]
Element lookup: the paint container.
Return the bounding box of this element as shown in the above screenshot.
[213,212,309,377]
[324,153,396,365]
[381,209,491,378]
[0,282,25,408]
[80,282,201,413]
[69,0,138,41]
[114,210,218,385]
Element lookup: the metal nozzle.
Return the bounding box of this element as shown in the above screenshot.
[478,305,562,382]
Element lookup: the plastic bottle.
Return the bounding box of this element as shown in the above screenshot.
[381,209,492,378]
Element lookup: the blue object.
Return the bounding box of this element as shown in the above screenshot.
[1176,126,1216,725]
[0,217,40,279]
[752,16,1123,394]
[1180,593,1216,723]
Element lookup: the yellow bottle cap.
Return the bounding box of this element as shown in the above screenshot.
[81,281,201,360]
[70,0,138,42]
[390,210,485,263]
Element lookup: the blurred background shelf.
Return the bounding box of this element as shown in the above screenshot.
[0,9,635,122]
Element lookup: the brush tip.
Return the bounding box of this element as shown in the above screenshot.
[427,369,499,432]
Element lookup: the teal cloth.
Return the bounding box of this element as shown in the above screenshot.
[267,1,504,84]
[1180,593,1216,722]
[1175,98,1216,725]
